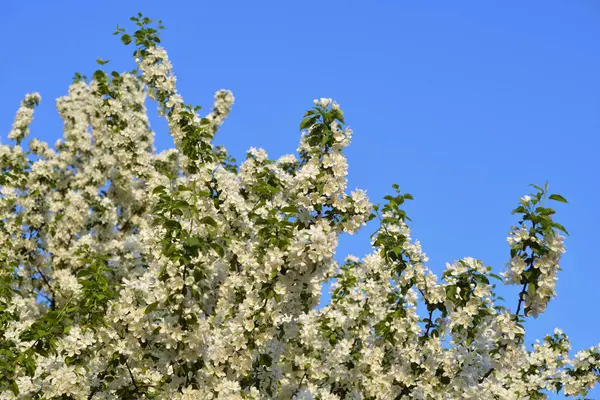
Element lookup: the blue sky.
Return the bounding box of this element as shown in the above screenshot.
[3,1,599,396]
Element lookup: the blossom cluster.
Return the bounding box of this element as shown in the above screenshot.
[0,14,597,400]
[7,93,40,144]
[504,190,568,318]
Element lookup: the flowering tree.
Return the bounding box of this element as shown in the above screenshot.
[1,14,598,400]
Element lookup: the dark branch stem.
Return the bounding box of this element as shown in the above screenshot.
[514,281,528,319]
[125,360,139,392]
[36,266,56,309]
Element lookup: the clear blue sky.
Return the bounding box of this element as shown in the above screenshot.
[3,1,599,396]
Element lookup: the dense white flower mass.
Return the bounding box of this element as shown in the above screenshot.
[0,14,598,400]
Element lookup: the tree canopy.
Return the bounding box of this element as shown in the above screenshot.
[0,14,598,400]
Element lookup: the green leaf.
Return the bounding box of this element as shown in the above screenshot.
[96,58,110,65]
[164,220,181,230]
[331,108,345,124]
[200,216,218,228]
[121,34,132,45]
[186,236,201,248]
[548,194,568,204]
[77,269,92,277]
[552,222,569,235]
[144,302,159,315]
[281,206,298,214]
[152,185,166,194]
[173,200,190,211]
[300,116,316,130]
[489,273,504,282]
[210,243,225,258]
[193,267,205,282]
[10,381,18,396]
[446,286,457,299]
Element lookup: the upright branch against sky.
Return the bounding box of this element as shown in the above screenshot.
[0,13,598,400]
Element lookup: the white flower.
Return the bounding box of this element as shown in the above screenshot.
[313,97,332,108]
